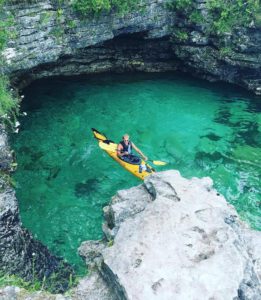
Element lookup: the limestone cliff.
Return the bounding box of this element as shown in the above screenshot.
[1,0,260,94]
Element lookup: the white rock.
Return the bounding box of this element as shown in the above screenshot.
[96,171,261,300]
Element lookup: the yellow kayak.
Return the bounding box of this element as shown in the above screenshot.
[92,128,155,180]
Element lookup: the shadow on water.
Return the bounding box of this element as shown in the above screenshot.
[74,178,100,198]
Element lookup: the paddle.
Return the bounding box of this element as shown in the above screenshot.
[98,141,167,166]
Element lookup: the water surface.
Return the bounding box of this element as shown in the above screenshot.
[12,73,261,273]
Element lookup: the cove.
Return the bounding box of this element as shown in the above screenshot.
[11,73,261,273]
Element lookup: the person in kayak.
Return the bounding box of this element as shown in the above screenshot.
[117,134,148,164]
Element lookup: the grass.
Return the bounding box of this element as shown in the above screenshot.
[0,273,44,292]
[0,270,80,293]
[0,76,19,120]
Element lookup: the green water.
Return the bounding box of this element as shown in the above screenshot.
[11,73,261,273]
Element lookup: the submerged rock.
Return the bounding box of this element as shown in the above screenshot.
[74,178,99,198]
[80,170,261,300]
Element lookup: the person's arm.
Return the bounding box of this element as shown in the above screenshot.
[132,142,148,161]
[117,144,128,157]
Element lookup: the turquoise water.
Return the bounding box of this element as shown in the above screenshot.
[12,73,261,273]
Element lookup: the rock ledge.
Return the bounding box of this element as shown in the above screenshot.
[80,170,261,300]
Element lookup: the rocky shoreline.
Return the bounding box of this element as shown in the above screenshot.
[1,170,260,299]
[79,171,261,300]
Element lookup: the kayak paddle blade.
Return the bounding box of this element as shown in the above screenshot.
[152,160,167,166]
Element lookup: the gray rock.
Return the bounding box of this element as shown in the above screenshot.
[103,185,153,238]
[0,286,68,300]
[79,170,261,300]
[78,240,106,268]
[69,271,117,300]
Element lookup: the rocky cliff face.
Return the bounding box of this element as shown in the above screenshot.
[0,125,74,292]
[79,171,261,300]
[1,0,176,88]
[1,0,260,94]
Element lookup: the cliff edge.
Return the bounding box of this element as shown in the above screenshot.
[80,170,261,300]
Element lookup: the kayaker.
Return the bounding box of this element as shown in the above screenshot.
[117,134,148,162]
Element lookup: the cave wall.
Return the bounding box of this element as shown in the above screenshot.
[1,0,260,93]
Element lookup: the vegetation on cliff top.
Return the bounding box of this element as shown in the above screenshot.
[168,0,261,34]
[72,0,140,16]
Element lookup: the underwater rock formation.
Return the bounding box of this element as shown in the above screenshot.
[0,125,74,293]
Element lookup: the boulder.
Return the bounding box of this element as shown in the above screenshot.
[81,170,261,299]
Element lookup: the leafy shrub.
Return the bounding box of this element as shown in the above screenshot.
[0,273,43,292]
[72,0,140,16]
[206,0,260,34]
[0,0,14,51]
[0,76,18,119]
[172,28,189,42]
[167,0,261,34]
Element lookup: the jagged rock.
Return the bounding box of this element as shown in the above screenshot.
[102,185,153,239]
[69,271,116,300]
[78,240,107,268]
[80,170,261,300]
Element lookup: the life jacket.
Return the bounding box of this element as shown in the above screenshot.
[120,140,132,154]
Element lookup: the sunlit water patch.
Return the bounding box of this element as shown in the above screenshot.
[11,73,261,273]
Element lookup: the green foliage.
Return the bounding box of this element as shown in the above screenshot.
[219,46,232,57]
[172,0,193,10]
[50,27,64,39]
[67,19,77,29]
[107,239,114,247]
[189,10,204,24]
[167,0,261,34]
[0,76,19,119]
[40,11,53,26]
[256,11,261,26]
[206,0,260,34]
[172,28,189,42]
[0,269,78,293]
[72,0,140,17]
[0,273,43,292]
[57,8,63,21]
[0,13,15,51]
